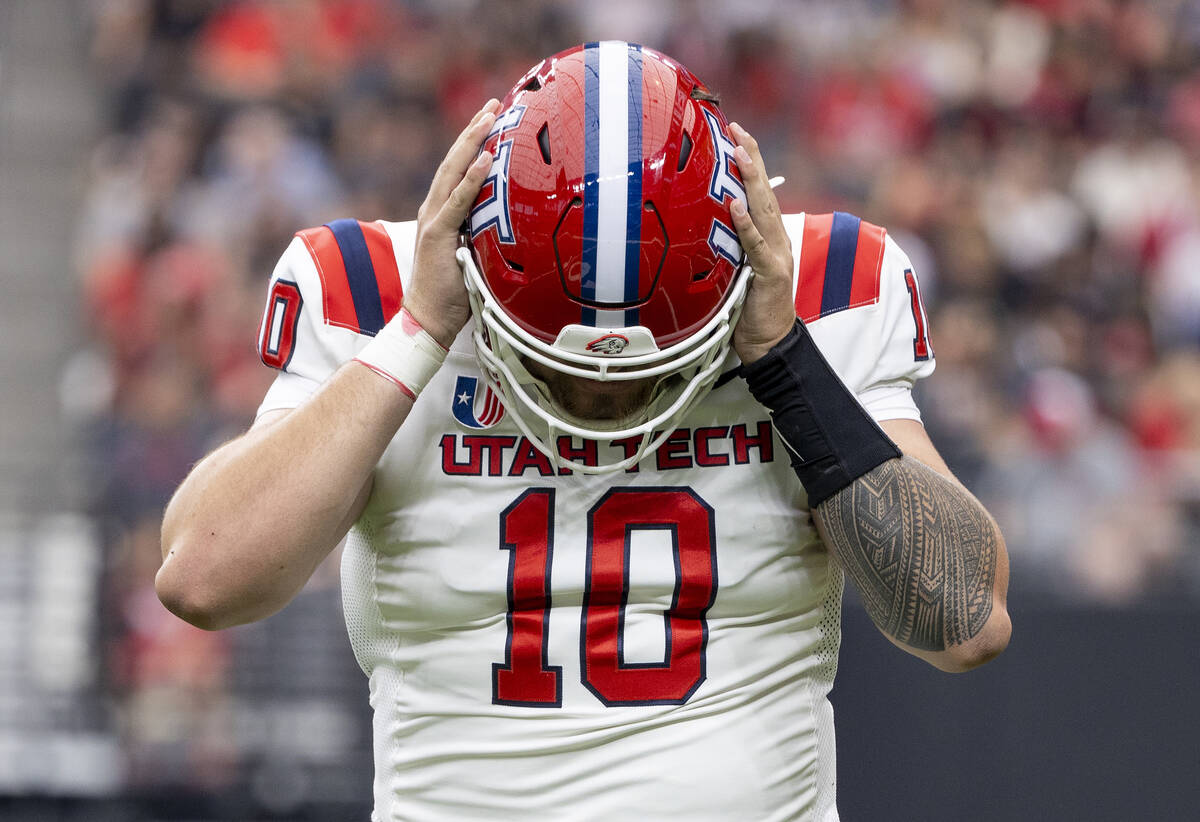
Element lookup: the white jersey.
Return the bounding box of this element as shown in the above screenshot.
[254,213,935,821]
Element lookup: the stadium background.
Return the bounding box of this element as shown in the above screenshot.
[1,0,1197,819]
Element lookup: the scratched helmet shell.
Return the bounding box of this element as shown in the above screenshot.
[459,41,750,473]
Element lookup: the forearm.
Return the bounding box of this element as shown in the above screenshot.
[158,362,412,629]
[813,455,1011,672]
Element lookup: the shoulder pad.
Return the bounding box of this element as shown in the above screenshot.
[793,212,887,323]
[296,218,404,336]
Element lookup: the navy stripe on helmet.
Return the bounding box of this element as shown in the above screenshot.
[622,43,643,327]
[581,42,601,326]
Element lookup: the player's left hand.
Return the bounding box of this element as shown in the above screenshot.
[727,123,797,365]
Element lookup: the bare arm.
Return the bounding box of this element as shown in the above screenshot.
[812,419,1011,672]
[156,363,411,629]
[158,100,500,630]
[726,126,1009,672]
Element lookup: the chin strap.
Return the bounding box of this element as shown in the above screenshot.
[742,320,901,507]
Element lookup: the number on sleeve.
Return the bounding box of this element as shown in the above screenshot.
[259,280,303,370]
[904,268,933,361]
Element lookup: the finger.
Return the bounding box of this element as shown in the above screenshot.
[732,139,784,235]
[464,98,502,132]
[729,123,789,249]
[435,150,493,230]
[423,102,499,213]
[430,104,498,198]
[730,198,774,274]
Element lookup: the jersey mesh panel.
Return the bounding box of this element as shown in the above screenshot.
[341,521,393,675]
[813,563,845,816]
[341,520,403,821]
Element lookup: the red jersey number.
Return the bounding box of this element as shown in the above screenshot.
[493,489,563,707]
[494,487,717,707]
[904,268,933,361]
[259,280,303,370]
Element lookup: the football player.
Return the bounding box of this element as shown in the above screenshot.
[158,43,1010,821]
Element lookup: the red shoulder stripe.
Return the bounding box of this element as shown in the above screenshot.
[359,220,404,324]
[296,224,359,331]
[295,220,404,333]
[793,212,887,323]
[794,213,833,323]
[848,219,886,311]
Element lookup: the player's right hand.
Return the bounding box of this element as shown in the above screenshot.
[402,100,501,349]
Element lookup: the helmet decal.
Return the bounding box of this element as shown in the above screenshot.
[469,104,526,245]
[701,108,746,267]
[703,108,746,205]
[585,333,631,355]
[708,220,742,267]
[487,103,527,140]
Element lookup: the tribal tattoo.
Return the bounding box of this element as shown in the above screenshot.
[815,456,998,651]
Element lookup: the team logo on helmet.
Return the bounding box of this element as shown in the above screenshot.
[452,375,506,429]
[703,109,745,205]
[585,333,630,355]
[702,109,746,266]
[469,104,526,245]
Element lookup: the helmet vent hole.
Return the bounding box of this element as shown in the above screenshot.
[522,76,543,92]
[505,259,525,272]
[677,131,693,172]
[692,268,711,282]
[690,85,721,104]
[537,124,552,164]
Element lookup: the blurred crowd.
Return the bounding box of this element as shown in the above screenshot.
[67,0,1200,802]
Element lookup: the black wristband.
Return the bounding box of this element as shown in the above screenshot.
[742,320,901,507]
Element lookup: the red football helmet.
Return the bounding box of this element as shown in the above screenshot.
[460,41,750,473]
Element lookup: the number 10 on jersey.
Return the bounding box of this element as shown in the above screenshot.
[493,487,718,707]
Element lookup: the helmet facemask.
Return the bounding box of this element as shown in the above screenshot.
[460,247,752,474]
